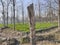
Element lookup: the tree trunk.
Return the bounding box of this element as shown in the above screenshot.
[3,6,5,27]
[22,1,24,24]
[13,0,15,30]
[27,3,36,45]
[2,4,5,27]
[11,6,13,24]
[7,6,8,27]
[58,0,60,28]
[1,0,6,27]
[38,0,41,22]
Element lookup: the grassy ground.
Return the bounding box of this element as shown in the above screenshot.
[0,22,58,32]
[0,24,3,28]
[8,22,58,32]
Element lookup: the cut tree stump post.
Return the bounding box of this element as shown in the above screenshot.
[27,3,36,45]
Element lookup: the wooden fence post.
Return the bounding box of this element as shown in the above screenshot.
[27,3,36,45]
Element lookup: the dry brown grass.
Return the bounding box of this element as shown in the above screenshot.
[0,28,60,45]
[22,41,60,45]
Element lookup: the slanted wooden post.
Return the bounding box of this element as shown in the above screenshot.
[27,3,36,45]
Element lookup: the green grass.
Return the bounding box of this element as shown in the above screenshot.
[0,24,3,28]
[0,22,58,32]
[9,22,58,32]
[35,22,58,30]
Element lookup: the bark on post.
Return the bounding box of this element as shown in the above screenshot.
[27,4,36,45]
[58,0,60,28]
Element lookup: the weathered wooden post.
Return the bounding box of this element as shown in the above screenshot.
[27,4,36,45]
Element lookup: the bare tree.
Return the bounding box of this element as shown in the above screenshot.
[12,0,16,30]
[58,0,60,28]
[16,8,20,23]
[10,6,13,24]
[21,0,24,24]
[38,0,41,22]
[6,0,11,27]
[46,0,54,23]
[0,0,6,27]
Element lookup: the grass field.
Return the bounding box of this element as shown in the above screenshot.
[9,22,58,32]
[0,22,58,32]
[0,24,3,28]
